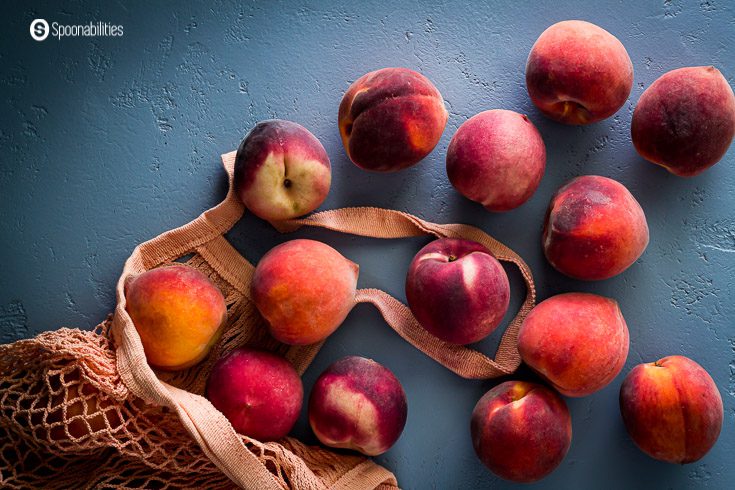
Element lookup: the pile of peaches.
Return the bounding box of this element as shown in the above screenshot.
[125,20,733,483]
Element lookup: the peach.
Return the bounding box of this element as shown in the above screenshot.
[526,20,633,125]
[620,355,723,463]
[405,238,510,344]
[308,356,407,456]
[125,264,227,370]
[251,239,358,345]
[543,175,649,281]
[446,110,546,211]
[206,348,303,441]
[338,67,448,172]
[48,380,122,441]
[234,119,331,221]
[518,293,629,397]
[471,381,572,483]
[631,66,735,177]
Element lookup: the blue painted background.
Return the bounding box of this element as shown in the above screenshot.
[1,1,733,488]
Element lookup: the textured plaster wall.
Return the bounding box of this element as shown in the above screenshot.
[1,1,734,488]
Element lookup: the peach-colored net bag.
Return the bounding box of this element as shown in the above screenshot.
[0,152,535,489]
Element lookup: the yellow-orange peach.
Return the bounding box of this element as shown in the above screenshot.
[48,380,122,441]
[620,356,723,463]
[519,293,629,397]
[125,264,227,370]
[251,239,358,345]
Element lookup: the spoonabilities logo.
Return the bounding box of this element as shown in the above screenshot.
[30,19,49,41]
[29,19,123,41]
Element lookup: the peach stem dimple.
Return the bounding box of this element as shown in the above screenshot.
[509,387,530,403]
[555,100,590,123]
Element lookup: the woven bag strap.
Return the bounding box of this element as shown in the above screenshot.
[112,153,284,489]
[275,207,535,378]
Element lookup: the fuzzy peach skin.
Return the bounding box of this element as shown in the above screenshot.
[518,293,629,397]
[234,120,331,221]
[251,239,358,345]
[446,110,546,211]
[405,238,510,345]
[543,175,649,281]
[526,20,633,125]
[620,355,723,464]
[308,356,407,456]
[471,381,572,483]
[631,66,735,177]
[338,67,448,172]
[206,348,303,441]
[125,264,227,370]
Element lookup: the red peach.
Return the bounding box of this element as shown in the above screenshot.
[308,356,407,456]
[125,264,227,370]
[405,238,510,344]
[526,20,633,125]
[251,239,358,345]
[471,381,572,483]
[446,110,546,212]
[518,292,629,397]
[631,66,735,177]
[338,67,448,172]
[235,120,331,221]
[543,175,649,281]
[620,355,723,463]
[206,348,303,441]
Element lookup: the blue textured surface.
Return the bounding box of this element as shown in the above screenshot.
[1,1,734,488]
